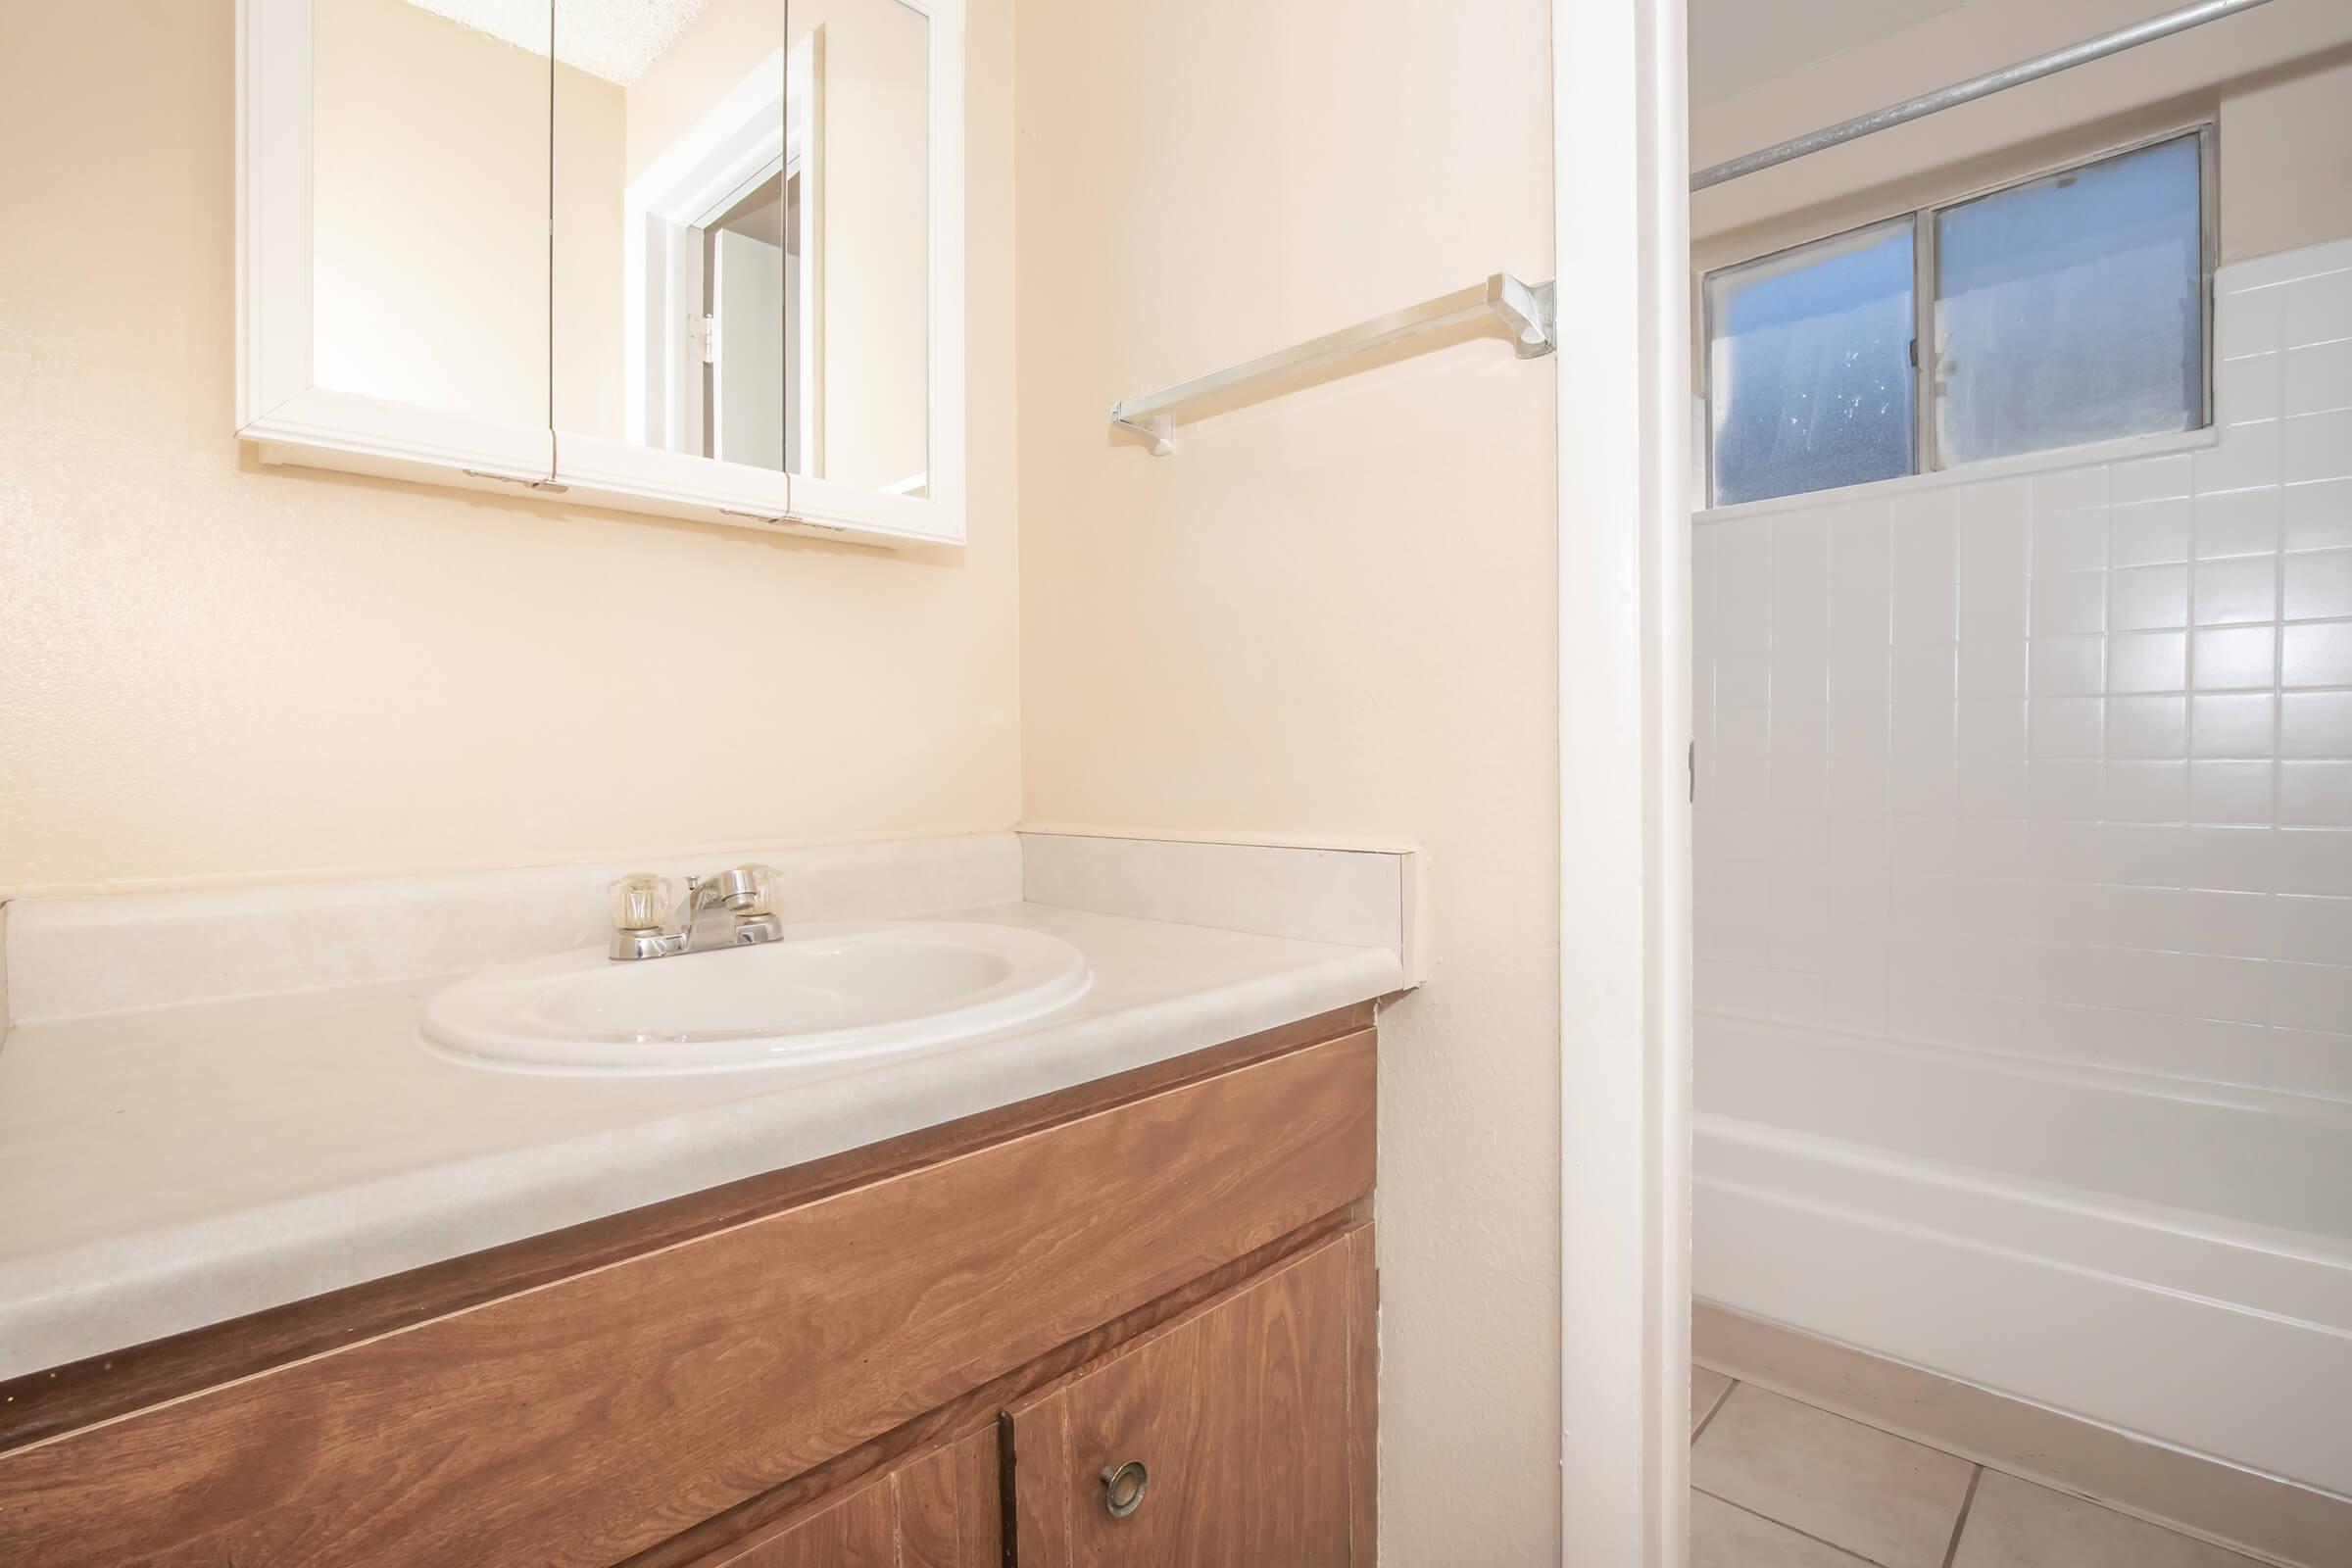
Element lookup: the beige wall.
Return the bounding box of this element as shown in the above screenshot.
[2220,50,2352,265]
[1691,0,2352,269]
[0,0,1020,897]
[1011,0,1560,1557]
[552,40,627,442]
[619,0,776,183]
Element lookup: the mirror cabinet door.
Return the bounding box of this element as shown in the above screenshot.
[544,0,943,531]
[551,1,790,486]
[309,0,552,441]
[787,0,933,501]
[264,0,952,537]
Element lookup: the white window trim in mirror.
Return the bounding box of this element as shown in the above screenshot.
[234,0,966,549]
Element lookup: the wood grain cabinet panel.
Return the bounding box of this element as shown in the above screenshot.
[696,1428,999,1568]
[1008,1224,1377,1567]
[0,1033,1374,1567]
[719,1482,899,1568]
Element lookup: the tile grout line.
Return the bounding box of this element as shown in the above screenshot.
[1690,1486,1891,1567]
[1939,1464,1985,1568]
[1690,1376,1738,1446]
[1693,1368,2301,1568]
[1689,1380,2000,1568]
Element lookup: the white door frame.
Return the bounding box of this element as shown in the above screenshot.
[1554,0,1692,1561]
[622,36,820,472]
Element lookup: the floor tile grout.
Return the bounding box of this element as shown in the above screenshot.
[1739,1378,1983,1468]
[1690,1375,1738,1446]
[1938,1464,1984,1568]
[1690,1386,2271,1568]
[1692,1485,1892,1567]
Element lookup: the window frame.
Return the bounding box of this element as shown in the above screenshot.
[1699,121,2219,511]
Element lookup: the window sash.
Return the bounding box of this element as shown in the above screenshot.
[1701,122,2217,510]
[1702,215,1919,505]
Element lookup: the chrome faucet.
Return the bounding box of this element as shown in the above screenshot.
[607,866,783,960]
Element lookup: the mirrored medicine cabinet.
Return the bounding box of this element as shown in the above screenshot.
[237,0,964,546]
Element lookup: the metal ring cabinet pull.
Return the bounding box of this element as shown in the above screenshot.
[1101,1460,1149,1519]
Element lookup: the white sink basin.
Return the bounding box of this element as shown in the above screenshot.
[421,921,1092,1076]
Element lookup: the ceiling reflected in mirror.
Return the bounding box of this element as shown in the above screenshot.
[396,0,720,83]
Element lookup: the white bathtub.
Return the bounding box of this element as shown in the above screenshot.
[1693,1013,2352,1498]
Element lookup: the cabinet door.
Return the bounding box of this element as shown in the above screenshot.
[701,1427,999,1568]
[1008,1224,1376,1567]
[545,0,792,517]
[242,0,556,485]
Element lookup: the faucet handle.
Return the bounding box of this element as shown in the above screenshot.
[608,873,673,933]
[710,864,779,917]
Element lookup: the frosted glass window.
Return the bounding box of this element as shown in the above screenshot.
[1934,135,2204,466]
[1707,218,1917,508]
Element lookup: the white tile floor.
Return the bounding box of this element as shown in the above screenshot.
[1689,1368,2270,1568]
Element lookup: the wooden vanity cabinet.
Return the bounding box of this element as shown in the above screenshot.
[0,1004,1378,1568]
[696,1223,1377,1568]
[1007,1225,1377,1567]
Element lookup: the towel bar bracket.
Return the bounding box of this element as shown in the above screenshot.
[1496,275,1558,362]
[1110,410,1176,458]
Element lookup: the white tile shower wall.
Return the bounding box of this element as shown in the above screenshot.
[1694,238,2352,1101]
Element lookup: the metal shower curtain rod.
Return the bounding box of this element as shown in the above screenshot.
[1690,0,2278,191]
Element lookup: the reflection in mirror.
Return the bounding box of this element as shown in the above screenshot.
[311,0,553,429]
[551,0,790,474]
[708,170,790,467]
[795,0,930,495]
[552,0,930,495]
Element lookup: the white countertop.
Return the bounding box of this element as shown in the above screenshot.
[0,901,1401,1380]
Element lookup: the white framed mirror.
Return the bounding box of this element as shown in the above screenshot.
[235,0,964,547]
[238,0,558,491]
